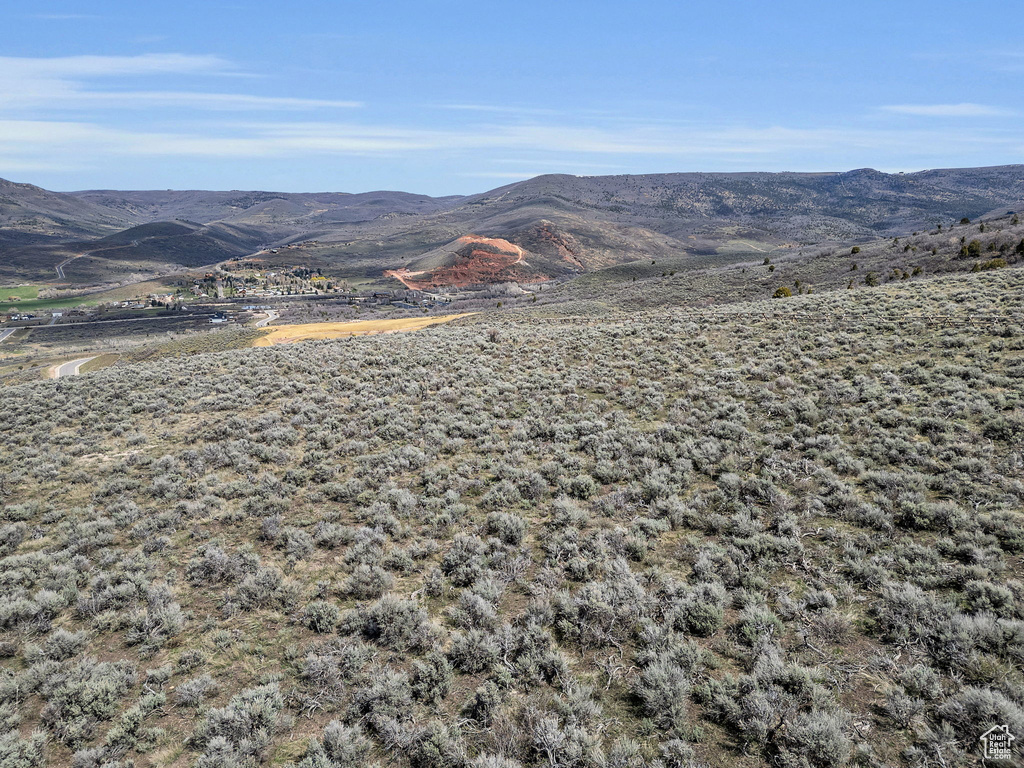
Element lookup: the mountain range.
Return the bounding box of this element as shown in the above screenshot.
[2,165,1023,287]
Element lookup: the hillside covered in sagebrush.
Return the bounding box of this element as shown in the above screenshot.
[0,269,1022,768]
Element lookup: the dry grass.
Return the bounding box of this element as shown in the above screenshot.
[252,312,475,346]
[80,353,120,373]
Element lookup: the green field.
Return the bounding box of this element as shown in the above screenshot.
[0,293,104,313]
[0,278,177,313]
[0,284,41,304]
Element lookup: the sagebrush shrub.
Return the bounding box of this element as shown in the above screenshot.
[193,683,283,764]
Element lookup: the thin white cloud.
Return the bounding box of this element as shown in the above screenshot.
[0,54,234,108]
[0,120,444,159]
[459,172,552,180]
[0,157,83,173]
[0,54,360,113]
[1,118,1017,171]
[493,159,628,171]
[440,104,565,116]
[30,13,99,20]
[0,53,232,77]
[2,73,1021,187]
[988,51,1024,73]
[879,103,1011,117]
[58,91,362,111]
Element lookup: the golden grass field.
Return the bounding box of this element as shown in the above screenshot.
[252,313,475,346]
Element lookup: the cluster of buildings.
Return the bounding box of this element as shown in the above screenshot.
[348,290,451,309]
[262,240,320,255]
[233,285,320,299]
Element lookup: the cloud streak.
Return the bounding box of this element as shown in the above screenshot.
[879,103,1012,117]
[1,118,1018,170]
[31,91,362,111]
[1,53,1021,191]
[0,53,232,77]
[30,13,100,20]
[0,54,360,113]
[440,104,566,116]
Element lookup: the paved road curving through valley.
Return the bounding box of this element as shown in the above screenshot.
[255,310,279,328]
[53,356,97,378]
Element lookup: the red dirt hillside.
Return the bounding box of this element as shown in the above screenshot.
[385,235,550,289]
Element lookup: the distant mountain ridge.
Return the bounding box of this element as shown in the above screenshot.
[2,165,1023,284]
[68,188,460,231]
[467,166,1024,238]
[0,177,135,243]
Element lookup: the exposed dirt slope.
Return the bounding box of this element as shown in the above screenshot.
[385,235,551,289]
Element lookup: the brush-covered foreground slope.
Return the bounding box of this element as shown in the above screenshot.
[0,270,1023,768]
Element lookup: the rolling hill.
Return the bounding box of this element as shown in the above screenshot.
[467,166,1024,240]
[2,165,1024,287]
[67,188,462,233]
[0,220,268,284]
[0,178,136,245]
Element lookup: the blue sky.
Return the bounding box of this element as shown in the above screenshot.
[1,0,1022,194]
